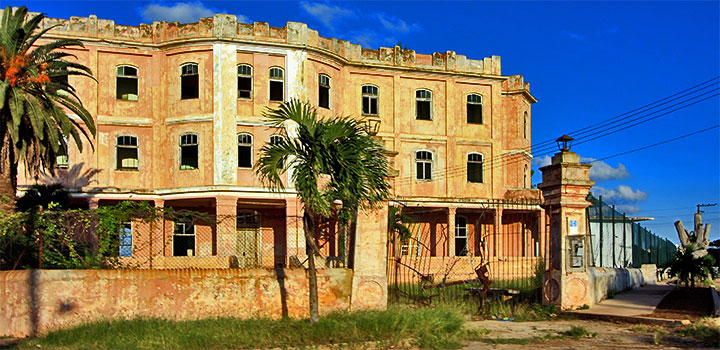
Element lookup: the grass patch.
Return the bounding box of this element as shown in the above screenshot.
[16,307,465,350]
[487,302,559,321]
[562,326,597,339]
[676,320,720,347]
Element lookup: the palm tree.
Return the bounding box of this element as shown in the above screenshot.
[668,243,715,288]
[0,6,96,213]
[256,99,390,322]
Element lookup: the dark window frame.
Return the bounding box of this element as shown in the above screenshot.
[269,67,284,102]
[119,222,133,257]
[415,89,432,120]
[237,64,253,100]
[116,135,139,171]
[173,218,196,256]
[116,65,139,101]
[180,63,199,100]
[180,133,199,170]
[467,94,483,124]
[467,152,484,183]
[455,216,468,256]
[318,74,330,109]
[238,133,253,168]
[362,85,379,116]
[415,150,433,180]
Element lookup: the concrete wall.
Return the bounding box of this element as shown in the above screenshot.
[0,268,353,337]
[586,267,645,306]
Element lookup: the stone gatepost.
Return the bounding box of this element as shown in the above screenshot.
[350,203,389,310]
[538,147,594,308]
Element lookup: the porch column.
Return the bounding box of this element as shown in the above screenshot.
[216,196,238,262]
[448,207,457,257]
[152,199,165,263]
[88,198,99,210]
[538,210,546,258]
[494,208,503,258]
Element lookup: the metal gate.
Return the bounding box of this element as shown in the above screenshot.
[387,199,551,311]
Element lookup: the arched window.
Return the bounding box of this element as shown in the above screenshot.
[116,65,138,101]
[237,64,253,99]
[415,150,433,180]
[180,63,199,99]
[269,67,284,102]
[362,85,379,115]
[238,133,253,168]
[467,94,482,124]
[116,135,139,170]
[523,111,528,139]
[416,89,432,120]
[318,74,330,108]
[455,216,468,256]
[467,153,484,183]
[180,133,199,170]
[269,135,284,146]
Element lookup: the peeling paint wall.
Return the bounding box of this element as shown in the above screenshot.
[0,268,353,337]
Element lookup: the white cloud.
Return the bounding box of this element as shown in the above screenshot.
[592,185,648,203]
[615,205,641,214]
[140,2,215,23]
[236,14,250,24]
[376,14,419,33]
[532,155,551,167]
[300,1,353,29]
[581,157,630,181]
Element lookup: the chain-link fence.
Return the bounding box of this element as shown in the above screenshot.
[587,194,676,268]
[0,202,348,270]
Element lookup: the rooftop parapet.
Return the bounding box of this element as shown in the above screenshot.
[10,10,504,76]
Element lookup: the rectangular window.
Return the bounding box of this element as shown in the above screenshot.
[181,63,199,100]
[116,136,139,170]
[416,150,432,180]
[318,74,330,109]
[467,94,483,124]
[237,64,252,99]
[468,163,483,183]
[269,67,284,102]
[362,85,378,115]
[119,222,133,257]
[416,90,432,120]
[173,219,196,256]
[180,134,199,170]
[116,66,138,101]
[238,134,253,168]
[455,217,468,256]
[55,144,68,169]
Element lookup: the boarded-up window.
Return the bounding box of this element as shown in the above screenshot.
[467,94,482,124]
[181,63,199,99]
[180,133,199,170]
[416,89,432,120]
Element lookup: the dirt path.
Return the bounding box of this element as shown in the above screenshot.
[463,319,712,349]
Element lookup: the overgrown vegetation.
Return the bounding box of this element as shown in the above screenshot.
[668,243,716,288]
[677,319,720,347]
[15,307,465,350]
[0,199,208,270]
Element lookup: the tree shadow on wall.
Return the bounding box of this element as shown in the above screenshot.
[39,163,101,190]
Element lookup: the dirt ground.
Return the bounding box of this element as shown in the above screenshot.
[463,318,719,350]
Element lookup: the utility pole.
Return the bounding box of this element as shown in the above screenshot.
[697,203,717,214]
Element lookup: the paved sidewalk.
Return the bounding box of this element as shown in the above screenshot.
[570,283,681,325]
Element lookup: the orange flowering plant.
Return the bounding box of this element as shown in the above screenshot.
[0,6,96,212]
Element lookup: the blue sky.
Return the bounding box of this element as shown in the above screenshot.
[8,1,719,244]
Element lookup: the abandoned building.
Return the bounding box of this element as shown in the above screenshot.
[16,13,542,278]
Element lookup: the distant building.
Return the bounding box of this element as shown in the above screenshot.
[17,12,542,271]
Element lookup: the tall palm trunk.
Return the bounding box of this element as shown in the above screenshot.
[0,135,16,213]
[303,211,320,322]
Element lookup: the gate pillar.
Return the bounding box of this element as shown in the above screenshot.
[350,203,389,310]
[538,144,594,308]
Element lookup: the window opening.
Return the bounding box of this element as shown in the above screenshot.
[318,74,330,108]
[269,67,284,102]
[173,218,196,256]
[362,85,378,115]
[524,111,528,139]
[415,150,432,180]
[55,143,68,169]
[467,94,483,124]
[238,133,253,168]
[116,135,139,170]
[119,222,133,257]
[181,63,199,99]
[237,64,252,99]
[416,89,432,120]
[467,153,484,183]
[455,216,468,256]
[180,133,199,170]
[116,65,138,101]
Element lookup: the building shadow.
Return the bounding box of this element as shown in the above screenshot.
[39,163,101,189]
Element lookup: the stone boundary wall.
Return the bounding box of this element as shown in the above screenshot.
[587,267,646,306]
[0,268,353,337]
